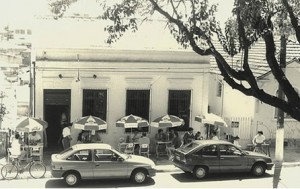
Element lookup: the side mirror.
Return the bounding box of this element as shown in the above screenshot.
[233,150,243,156]
[117,157,124,161]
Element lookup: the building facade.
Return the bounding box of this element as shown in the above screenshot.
[33,48,210,152]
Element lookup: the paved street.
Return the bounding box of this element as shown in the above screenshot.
[0,165,299,188]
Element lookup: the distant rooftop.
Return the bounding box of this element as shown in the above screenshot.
[210,39,300,78]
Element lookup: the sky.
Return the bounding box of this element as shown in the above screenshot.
[0,0,234,50]
[0,0,234,28]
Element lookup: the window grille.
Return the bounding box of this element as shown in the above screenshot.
[168,90,191,131]
[125,90,150,133]
[82,89,107,123]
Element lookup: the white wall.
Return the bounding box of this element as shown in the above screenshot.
[34,48,210,151]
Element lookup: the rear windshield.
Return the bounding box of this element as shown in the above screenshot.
[59,147,73,155]
[180,142,201,153]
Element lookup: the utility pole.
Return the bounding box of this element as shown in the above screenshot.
[275,9,287,163]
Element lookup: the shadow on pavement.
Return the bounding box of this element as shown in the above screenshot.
[272,162,282,188]
[170,172,273,183]
[44,177,155,188]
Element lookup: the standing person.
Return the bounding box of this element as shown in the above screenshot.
[183,128,194,144]
[252,131,265,152]
[61,123,72,149]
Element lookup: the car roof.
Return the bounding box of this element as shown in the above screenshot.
[193,140,234,145]
[72,143,113,150]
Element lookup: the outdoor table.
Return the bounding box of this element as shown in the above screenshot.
[156,141,172,158]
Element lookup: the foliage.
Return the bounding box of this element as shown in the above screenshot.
[49,0,300,122]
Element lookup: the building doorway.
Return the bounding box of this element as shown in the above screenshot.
[44,89,71,150]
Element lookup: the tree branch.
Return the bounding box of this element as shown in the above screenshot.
[282,0,300,43]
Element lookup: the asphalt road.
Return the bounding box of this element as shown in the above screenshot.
[0,166,299,188]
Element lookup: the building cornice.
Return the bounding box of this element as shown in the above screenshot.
[35,48,209,64]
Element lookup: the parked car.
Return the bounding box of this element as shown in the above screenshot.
[172,140,274,179]
[51,143,156,186]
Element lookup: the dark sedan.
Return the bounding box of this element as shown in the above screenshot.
[172,140,274,179]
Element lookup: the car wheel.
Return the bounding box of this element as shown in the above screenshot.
[64,171,81,187]
[131,169,147,184]
[251,163,266,177]
[193,166,207,179]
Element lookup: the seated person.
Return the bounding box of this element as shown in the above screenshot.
[155,129,167,142]
[183,128,195,144]
[167,131,182,160]
[90,131,102,143]
[138,132,150,145]
[9,133,27,160]
[28,131,41,145]
[131,130,140,142]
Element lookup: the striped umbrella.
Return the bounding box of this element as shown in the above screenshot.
[116,114,149,129]
[74,115,107,131]
[15,117,48,132]
[151,114,184,128]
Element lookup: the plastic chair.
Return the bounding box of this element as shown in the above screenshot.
[124,143,134,154]
[139,144,149,157]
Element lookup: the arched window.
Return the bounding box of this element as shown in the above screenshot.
[274,88,299,119]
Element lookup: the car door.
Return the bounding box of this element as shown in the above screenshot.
[93,149,128,178]
[218,144,248,172]
[65,149,94,178]
[191,145,220,173]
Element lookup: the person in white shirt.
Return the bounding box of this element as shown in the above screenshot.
[211,131,219,140]
[252,131,265,145]
[9,133,26,160]
[61,123,72,149]
[28,131,41,145]
[252,131,265,152]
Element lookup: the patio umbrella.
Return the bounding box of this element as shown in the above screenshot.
[151,114,184,128]
[116,114,149,129]
[15,117,48,132]
[74,115,107,131]
[195,113,230,139]
[195,113,228,127]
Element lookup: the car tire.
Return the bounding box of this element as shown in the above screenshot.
[193,166,207,179]
[131,169,147,184]
[64,171,81,187]
[251,163,266,177]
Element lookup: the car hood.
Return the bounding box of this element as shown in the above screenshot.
[126,155,155,167]
[244,150,270,158]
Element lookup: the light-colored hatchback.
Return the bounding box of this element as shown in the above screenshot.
[172,140,274,179]
[51,143,156,187]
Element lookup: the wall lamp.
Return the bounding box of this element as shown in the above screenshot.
[93,74,97,79]
[58,74,63,79]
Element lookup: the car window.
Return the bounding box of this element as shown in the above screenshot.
[198,145,218,156]
[66,150,91,161]
[94,149,118,161]
[180,142,200,153]
[219,144,241,156]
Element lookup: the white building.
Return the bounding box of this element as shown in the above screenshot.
[32,18,210,151]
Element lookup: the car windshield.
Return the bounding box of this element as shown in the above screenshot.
[179,141,200,153]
